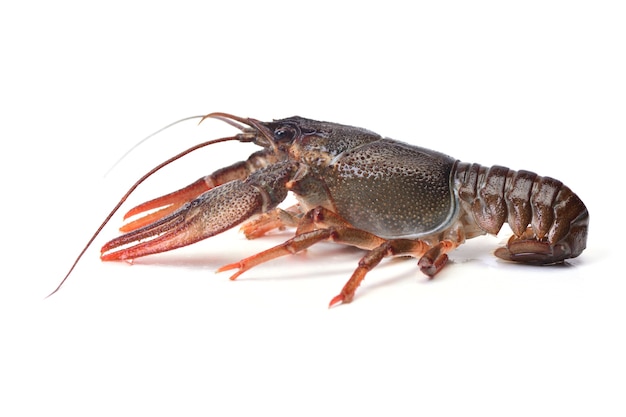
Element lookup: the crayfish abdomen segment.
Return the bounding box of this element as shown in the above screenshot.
[454,162,588,264]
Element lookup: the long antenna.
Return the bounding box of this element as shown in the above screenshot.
[47,133,242,298]
[104,115,205,177]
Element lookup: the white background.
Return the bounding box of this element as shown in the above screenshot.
[1,1,624,416]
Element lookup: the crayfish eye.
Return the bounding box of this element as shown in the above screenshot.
[274,126,296,143]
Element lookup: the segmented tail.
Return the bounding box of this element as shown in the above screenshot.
[454,162,588,264]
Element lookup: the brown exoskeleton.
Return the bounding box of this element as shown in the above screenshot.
[52,113,589,306]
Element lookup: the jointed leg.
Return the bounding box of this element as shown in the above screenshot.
[328,239,458,307]
[240,205,303,239]
[329,239,430,307]
[418,240,457,277]
[218,225,386,280]
[219,206,460,307]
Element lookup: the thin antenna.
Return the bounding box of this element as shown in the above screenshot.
[104,115,205,177]
[47,134,242,298]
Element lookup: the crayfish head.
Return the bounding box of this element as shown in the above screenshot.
[204,113,383,163]
[202,113,317,151]
[266,116,385,167]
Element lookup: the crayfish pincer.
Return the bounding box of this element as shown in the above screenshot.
[53,113,589,306]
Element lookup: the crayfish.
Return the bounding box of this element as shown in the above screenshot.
[52,113,589,306]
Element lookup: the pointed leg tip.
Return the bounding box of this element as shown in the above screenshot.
[216,263,244,280]
[216,263,237,273]
[328,294,344,308]
[329,293,353,308]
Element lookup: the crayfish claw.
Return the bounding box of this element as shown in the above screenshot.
[101,179,266,261]
[120,178,211,233]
